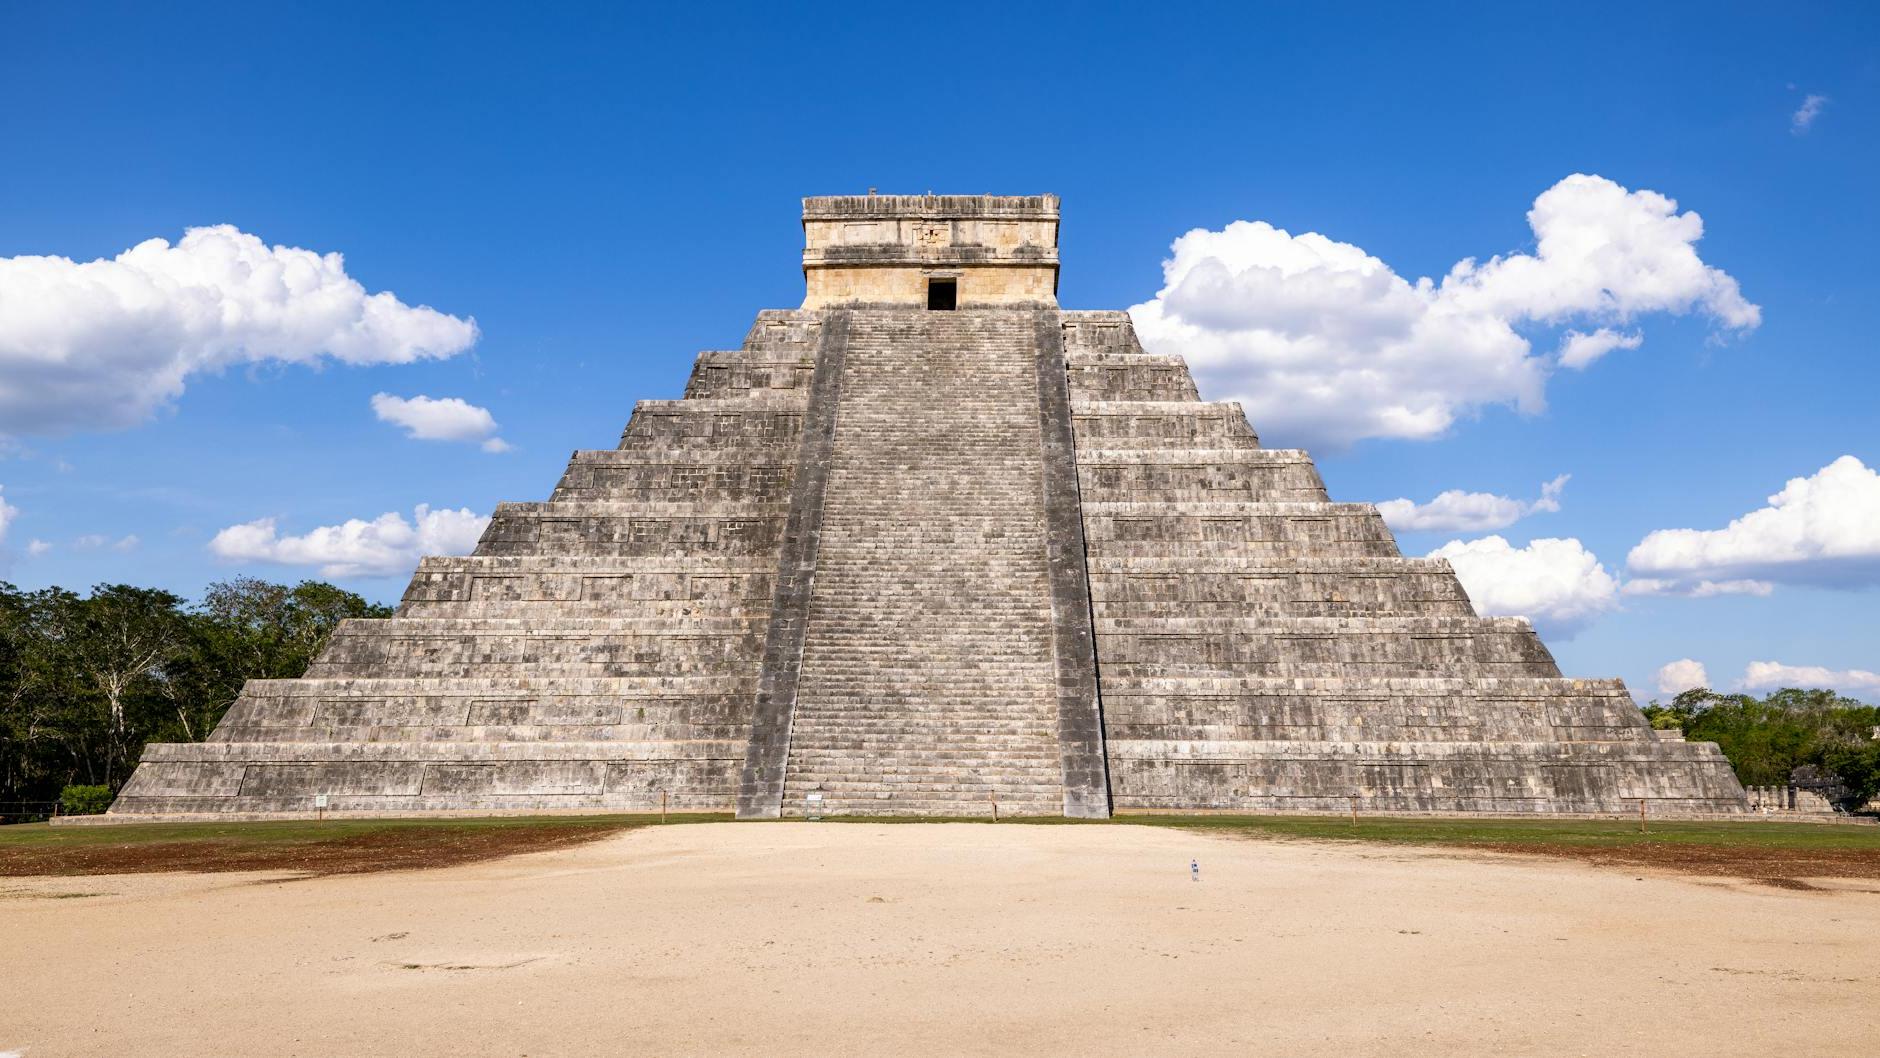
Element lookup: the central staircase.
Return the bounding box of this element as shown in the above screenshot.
[780,309,1068,816]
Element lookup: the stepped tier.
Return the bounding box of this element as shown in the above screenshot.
[1095,615,1561,678]
[211,676,755,742]
[305,617,766,679]
[1077,448,1328,503]
[551,452,795,504]
[398,558,775,622]
[1107,738,1747,814]
[116,740,739,816]
[1087,557,1474,618]
[1066,353,1201,401]
[113,197,1745,819]
[683,352,817,400]
[476,501,789,558]
[617,400,806,451]
[1104,676,1658,742]
[1083,501,1397,557]
[1071,401,1263,449]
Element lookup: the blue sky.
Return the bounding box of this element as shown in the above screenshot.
[1,2,1875,702]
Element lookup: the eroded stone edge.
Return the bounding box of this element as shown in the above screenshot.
[1035,309,1113,818]
[735,309,849,819]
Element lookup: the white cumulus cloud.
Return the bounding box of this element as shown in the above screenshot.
[1429,535,1620,638]
[1378,474,1567,533]
[0,485,15,546]
[1557,327,1643,370]
[71,532,140,552]
[1622,577,1774,598]
[209,503,488,578]
[1129,174,1758,449]
[1655,658,1711,696]
[1741,660,1880,698]
[0,225,478,435]
[25,538,50,557]
[1792,93,1829,135]
[371,393,510,452]
[1627,455,1880,592]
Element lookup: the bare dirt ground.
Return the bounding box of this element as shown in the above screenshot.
[0,820,639,878]
[1458,836,1880,890]
[2,822,1875,1057]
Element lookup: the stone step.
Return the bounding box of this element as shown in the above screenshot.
[785,756,1061,771]
[786,775,1064,792]
[785,787,1064,803]
[788,735,1058,747]
[786,760,1060,774]
[783,788,1063,804]
[209,724,753,744]
[787,710,1058,722]
[778,802,1056,819]
[325,616,767,633]
[789,718,1059,730]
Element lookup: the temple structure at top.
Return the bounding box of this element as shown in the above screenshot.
[108,193,1748,820]
[800,193,1060,308]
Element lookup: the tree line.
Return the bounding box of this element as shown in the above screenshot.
[1643,687,1880,808]
[0,578,390,816]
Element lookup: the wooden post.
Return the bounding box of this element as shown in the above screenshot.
[661,790,668,825]
[990,794,1000,822]
[1350,795,1358,827]
[1639,798,1647,833]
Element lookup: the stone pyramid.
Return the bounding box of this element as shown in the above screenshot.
[112,194,1748,819]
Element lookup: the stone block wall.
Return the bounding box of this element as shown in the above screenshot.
[801,194,1059,308]
[111,312,832,816]
[1060,309,1747,815]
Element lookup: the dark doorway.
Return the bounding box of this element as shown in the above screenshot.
[927,278,957,310]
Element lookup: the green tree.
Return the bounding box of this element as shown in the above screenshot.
[1647,685,1880,807]
[1820,741,1880,806]
[0,585,92,802]
[66,585,187,786]
[0,577,387,811]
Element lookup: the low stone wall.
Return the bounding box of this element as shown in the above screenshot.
[1743,784,1841,815]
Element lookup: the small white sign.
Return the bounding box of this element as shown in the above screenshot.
[806,793,823,802]
[313,794,329,809]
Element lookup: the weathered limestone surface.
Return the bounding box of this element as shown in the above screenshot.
[113,195,1746,819]
[801,194,1059,309]
[770,309,1070,817]
[736,310,849,818]
[112,313,824,815]
[1061,309,1745,813]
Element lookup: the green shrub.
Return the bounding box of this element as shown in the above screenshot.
[1820,741,1880,808]
[60,784,114,816]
